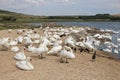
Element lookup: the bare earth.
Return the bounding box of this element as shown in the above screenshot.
[0,29,120,80]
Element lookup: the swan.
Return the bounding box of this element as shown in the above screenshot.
[117,38,120,42]
[0,37,11,50]
[27,45,35,52]
[31,41,48,59]
[47,40,62,55]
[103,48,112,53]
[23,37,33,46]
[65,35,76,48]
[16,57,34,70]
[9,39,18,46]
[53,34,61,40]
[14,47,26,60]
[60,46,75,63]
[50,36,56,42]
[11,46,19,52]
[83,36,95,49]
[76,42,86,47]
[41,37,53,46]
[114,47,119,54]
[17,36,23,43]
[33,39,40,44]
[94,34,101,38]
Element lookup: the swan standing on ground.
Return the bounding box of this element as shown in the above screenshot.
[47,40,62,55]
[65,35,76,48]
[32,40,48,59]
[0,37,11,50]
[41,36,53,46]
[16,57,34,70]
[27,44,35,52]
[60,46,75,63]
[83,36,95,49]
[14,47,26,60]
[17,36,23,44]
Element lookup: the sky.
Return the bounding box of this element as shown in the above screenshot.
[0,0,120,16]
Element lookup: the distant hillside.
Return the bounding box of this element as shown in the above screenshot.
[0,10,120,22]
[0,10,35,18]
[0,10,15,14]
[0,10,45,22]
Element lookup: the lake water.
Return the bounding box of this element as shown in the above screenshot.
[30,22,120,58]
[56,22,120,31]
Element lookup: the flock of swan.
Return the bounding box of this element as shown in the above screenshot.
[0,26,119,71]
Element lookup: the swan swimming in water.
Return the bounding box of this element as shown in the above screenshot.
[103,48,112,53]
[114,47,119,54]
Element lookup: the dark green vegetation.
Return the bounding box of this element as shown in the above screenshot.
[0,10,120,23]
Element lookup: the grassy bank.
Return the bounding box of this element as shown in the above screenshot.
[0,10,120,23]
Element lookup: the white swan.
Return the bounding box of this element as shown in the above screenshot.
[31,41,48,59]
[17,36,23,43]
[41,37,53,46]
[114,47,119,54]
[14,47,26,60]
[33,39,40,44]
[65,35,76,48]
[27,45,35,52]
[60,46,75,63]
[103,48,112,53]
[16,57,34,70]
[83,36,95,49]
[0,37,11,50]
[11,46,19,52]
[23,37,33,46]
[117,38,120,42]
[76,42,86,47]
[53,34,61,40]
[9,39,18,46]
[47,40,62,55]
